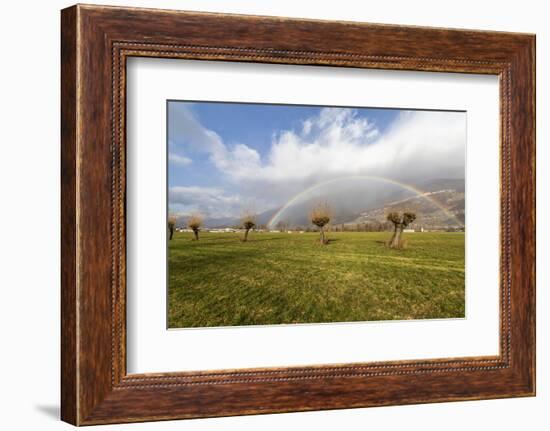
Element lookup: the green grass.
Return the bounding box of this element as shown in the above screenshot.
[168,231,465,328]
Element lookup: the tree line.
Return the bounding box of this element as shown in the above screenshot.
[168,203,416,249]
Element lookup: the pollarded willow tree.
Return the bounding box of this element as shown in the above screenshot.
[167,215,177,241]
[241,211,257,242]
[386,211,417,249]
[187,213,203,241]
[310,203,332,245]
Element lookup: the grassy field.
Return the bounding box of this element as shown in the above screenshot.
[168,231,465,328]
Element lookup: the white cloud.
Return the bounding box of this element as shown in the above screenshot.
[168,152,192,166]
[259,108,463,183]
[169,104,262,179]
[301,119,313,135]
[169,186,244,218]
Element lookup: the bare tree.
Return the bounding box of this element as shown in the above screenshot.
[386,211,417,249]
[187,213,203,241]
[240,211,257,242]
[167,215,177,241]
[310,203,332,245]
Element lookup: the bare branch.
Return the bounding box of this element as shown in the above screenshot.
[240,210,257,242]
[309,202,332,245]
[187,213,203,240]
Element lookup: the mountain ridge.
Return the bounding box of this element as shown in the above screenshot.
[176,178,465,229]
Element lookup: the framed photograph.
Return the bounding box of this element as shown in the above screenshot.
[163,101,467,330]
[61,4,535,425]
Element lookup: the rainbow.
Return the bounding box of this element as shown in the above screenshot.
[267,175,463,228]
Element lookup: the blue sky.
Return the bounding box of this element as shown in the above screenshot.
[167,101,465,219]
[168,102,399,189]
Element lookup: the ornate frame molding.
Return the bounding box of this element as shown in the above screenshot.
[61,5,535,425]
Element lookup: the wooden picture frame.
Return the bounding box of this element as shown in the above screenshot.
[61,4,535,425]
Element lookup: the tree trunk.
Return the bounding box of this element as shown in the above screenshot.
[193,229,199,241]
[390,224,403,248]
[389,224,397,246]
[320,227,325,244]
[243,228,250,242]
[169,227,174,240]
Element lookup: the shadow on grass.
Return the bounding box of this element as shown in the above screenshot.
[169,248,262,268]
[172,236,288,246]
[239,236,288,243]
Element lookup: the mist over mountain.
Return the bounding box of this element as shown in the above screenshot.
[199,208,278,229]
[352,184,465,228]
[178,178,465,230]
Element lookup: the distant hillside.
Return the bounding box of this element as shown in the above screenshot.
[175,178,465,229]
[181,207,278,229]
[350,189,464,228]
[417,178,465,193]
[347,178,464,228]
